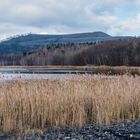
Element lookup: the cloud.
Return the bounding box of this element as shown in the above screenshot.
[108,13,140,36]
[0,0,140,39]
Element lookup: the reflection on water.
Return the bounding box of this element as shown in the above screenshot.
[0,73,115,82]
[0,68,115,82]
[0,68,92,73]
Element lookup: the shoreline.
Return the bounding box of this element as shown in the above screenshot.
[1,119,140,140]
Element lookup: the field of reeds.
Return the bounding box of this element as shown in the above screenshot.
[0,75,140,133]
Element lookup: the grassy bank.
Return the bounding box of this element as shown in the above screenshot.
[0,76,140,133]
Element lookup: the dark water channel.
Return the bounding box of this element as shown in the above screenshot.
[0,68,93,74]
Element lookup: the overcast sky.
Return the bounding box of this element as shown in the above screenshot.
[0,0,140,40]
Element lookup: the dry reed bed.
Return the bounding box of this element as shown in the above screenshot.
[0,76,140,133]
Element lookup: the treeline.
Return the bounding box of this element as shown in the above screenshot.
[0,38,140,66]
[72,39,140,66]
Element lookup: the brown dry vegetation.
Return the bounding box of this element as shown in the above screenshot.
[0,76,140,133]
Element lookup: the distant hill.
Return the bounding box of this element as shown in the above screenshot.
[0,36,139,66]
[0,31,133,55]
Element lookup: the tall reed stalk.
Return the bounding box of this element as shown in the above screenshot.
[0,75,140,133]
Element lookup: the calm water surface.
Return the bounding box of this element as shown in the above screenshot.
[0,68,115,82]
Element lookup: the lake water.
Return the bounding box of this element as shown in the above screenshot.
[0,68,93,74]
[0,68,115,82]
